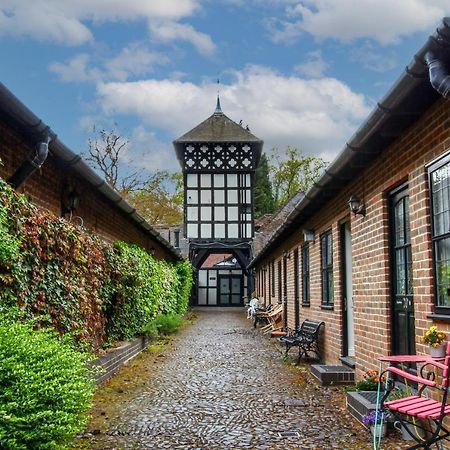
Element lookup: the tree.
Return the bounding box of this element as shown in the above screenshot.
[85,126,144,195]
[84,126,183,225]
[254,153,276,218]
[128,172,183,225]
[270,146,327,207]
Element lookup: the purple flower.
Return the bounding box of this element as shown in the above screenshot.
[362,410,385,426]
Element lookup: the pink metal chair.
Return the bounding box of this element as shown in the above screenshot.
[379,344,450,449]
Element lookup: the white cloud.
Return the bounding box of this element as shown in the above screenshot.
[128,126,180,172]
[50,44,168,83]
[96,65,371,162]
[269,0,450,45]
[294,50,328,78]
[351,44,397,73]
[149,21,217,56]
[0,0,203,46]
[49,54,102,82]
[104,44,169,81]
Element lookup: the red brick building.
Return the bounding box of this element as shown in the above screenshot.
[0,83,181,262]
[250,18,450,379]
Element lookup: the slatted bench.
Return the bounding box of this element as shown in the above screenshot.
[279,319,324,362]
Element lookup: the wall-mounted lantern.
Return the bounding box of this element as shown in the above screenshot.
[303,229,315,242]
[348,195,366,217]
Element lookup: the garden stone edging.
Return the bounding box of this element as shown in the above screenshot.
[92,336,152,384]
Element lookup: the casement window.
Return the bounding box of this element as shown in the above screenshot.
[321,231,334,306]
[429,154,450,314]
[185,173,253,239]
[301,245,310,305]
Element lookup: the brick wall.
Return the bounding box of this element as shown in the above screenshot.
[255,98,450,379]
[0,120,175,261]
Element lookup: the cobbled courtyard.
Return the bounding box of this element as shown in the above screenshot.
[75,309,406,450]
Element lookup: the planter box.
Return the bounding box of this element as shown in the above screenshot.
[346,390,383,425]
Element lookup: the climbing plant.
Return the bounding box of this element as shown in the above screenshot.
[0,177,193,349]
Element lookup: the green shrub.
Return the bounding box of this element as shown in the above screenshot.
[141,321,159,340]
[175,260,194,314]
[104,242,193,341]
[0,318,95,450]
[153,313,184,335]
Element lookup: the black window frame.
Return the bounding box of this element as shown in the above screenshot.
[429,152,450,315]
[321,230,334,306]
[184,171,253,240]
[301,244,310,306]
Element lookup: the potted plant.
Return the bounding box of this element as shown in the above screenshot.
[355,370,385,391]
[362,410,387,437]
[420,325,447,357]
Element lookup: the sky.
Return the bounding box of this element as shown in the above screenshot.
[1,0,449,177]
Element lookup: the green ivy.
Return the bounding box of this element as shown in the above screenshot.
[0,177,193,349]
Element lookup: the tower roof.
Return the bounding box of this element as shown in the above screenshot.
[173,106,263,144]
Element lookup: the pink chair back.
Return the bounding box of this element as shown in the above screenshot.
[442,342,450,387]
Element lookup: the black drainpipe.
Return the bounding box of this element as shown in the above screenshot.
[8,134,51,189]
[425,50,450,98]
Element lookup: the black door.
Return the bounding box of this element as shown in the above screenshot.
[218,275,243,306]
[293,248,300,330]
[390,185,415,355]
[283,255,288,328]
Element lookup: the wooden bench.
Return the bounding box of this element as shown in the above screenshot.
[253,303,273,328]
[279,319,324,362]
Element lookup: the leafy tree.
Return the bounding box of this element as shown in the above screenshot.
[85,126,182,225]
[254,153,276,218]
[128,171,183,225]
[270,146,327,207]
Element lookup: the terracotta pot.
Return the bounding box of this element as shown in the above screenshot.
[429,344,446,358]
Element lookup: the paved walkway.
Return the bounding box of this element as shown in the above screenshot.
[76,309,404,449]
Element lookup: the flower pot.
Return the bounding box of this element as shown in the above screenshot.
[429,344,446,358]
[370,423,387,438]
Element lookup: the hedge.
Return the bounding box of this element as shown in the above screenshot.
[0,314,95,450]
[0,177,194,349]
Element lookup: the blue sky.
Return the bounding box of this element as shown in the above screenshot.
[1,0,449,177]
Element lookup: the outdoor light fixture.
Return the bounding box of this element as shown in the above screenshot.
[62,188,80,215]
[303,229,315,242]
[283,250,291,259]
[68,190,80,212]
[150,247,156,256]
[348,195,366,217]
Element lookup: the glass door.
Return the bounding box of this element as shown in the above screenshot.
[390,185,415,355]
[218,275,243,306]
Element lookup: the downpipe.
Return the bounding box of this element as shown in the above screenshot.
[425,50,450,98]
[8,134,51,189]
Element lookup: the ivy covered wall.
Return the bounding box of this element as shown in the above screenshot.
[0,178,193,350]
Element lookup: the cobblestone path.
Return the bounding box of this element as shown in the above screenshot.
[76,309,406,450]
